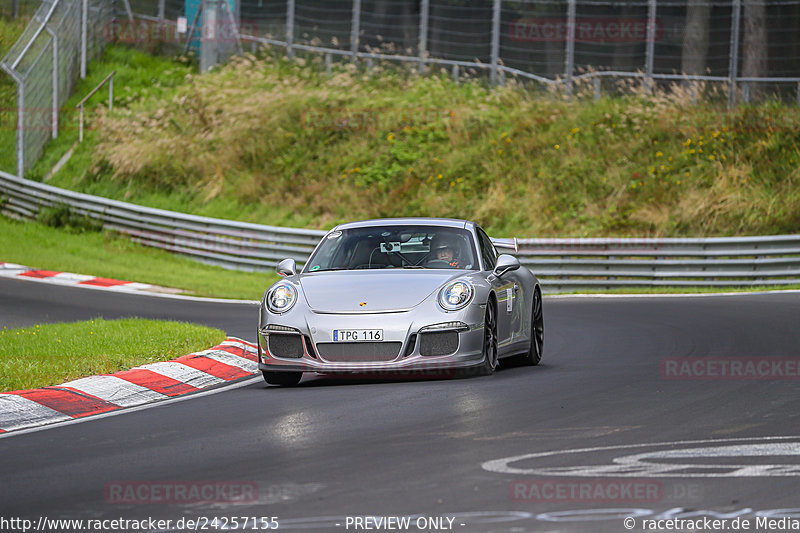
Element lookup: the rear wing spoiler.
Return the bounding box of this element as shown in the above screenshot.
[490,237,519,253]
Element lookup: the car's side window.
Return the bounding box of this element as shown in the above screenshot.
[476,228,497,271]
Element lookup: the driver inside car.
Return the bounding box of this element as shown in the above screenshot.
[430,234,462,269]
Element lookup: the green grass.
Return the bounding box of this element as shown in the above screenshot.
[25,45,195,182]
[0,318,226,392]
[0,215,277,299]
[2,44,799,298]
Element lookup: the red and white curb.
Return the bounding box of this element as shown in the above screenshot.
[0,337,259,434]
[0,262,183,295]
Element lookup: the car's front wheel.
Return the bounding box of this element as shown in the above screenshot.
[478,300,498,376]
[262,371,302,387]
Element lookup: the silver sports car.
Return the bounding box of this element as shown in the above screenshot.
[257,218,544,386]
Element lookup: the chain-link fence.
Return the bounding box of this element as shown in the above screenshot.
[155,0,798,103]
[1,0,113,177]
[0,0,42,19]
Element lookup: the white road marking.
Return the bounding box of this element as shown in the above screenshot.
[0,376,260,440]
[0,394,72,431]
[50,272,95,283]
[137,361,225,388]
[201,350,259,374]
[61,376,167,407]
[482,436,800,478]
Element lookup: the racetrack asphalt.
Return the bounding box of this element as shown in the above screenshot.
[1,276,800,532]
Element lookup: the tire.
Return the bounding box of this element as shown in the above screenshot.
[478,299,498,376]
[522,286,544,366]
[262,371,303,386]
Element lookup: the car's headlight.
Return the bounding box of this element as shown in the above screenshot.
[438,280,474,311]
[267,283,297,313]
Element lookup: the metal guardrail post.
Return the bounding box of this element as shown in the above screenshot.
[645,0,656,94]
[418,0,429,73]
[350,0,361,61]
[564,0,576,101]
[490,0,500,85]
[728,0,741,109]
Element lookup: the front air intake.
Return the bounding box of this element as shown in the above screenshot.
[268,334,304,358]
[316,342,402,362]
[419,331,459,356]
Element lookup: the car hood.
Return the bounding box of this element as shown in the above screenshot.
[298,270,466,313]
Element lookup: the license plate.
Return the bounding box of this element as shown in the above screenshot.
[333,329,383,342]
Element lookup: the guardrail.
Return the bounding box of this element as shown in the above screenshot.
[2,171,800,291]
[517,236,800,291]
[0,171,325,271]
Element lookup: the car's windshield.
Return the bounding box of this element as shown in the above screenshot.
[304,225,478,272]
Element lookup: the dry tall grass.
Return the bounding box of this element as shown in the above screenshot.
[83,50,800,237]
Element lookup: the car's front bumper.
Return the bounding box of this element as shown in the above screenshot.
[258,305,486,377]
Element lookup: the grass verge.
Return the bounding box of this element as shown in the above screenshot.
[0,214,277,300]
[0,318,226,392]
[35,46,800,238]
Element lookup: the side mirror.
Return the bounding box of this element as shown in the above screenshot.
[277,258,297,277]
[493,254,520,278]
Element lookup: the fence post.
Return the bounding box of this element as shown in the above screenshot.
[17,81,24,178]
[200,0,219,72]
[47,26,58,140]
[593,76,601,100]
[286,0,294,58]
[350,0,361,61]
[490,0,500,85]
[12,0,18,18]
[81,0,87,79]
[645,0,656,93]
[158,0,166,23]
[728,0,741,109]
[564,0,576,100]
[418,0,429,73]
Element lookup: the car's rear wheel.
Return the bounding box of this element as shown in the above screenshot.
[478,300,498,376]
[262,371,302,386]
[522,287,544,366]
